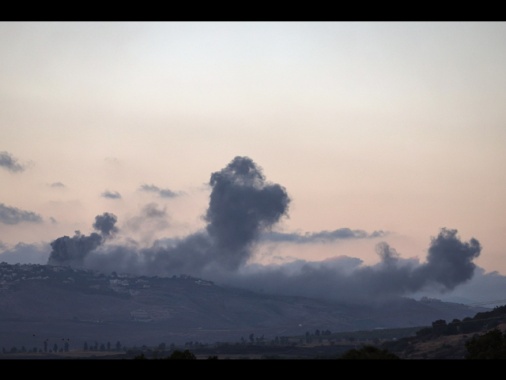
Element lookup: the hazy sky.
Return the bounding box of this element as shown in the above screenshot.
[1,22,506,304]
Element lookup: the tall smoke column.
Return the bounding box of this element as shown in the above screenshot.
[205,156,290,270]
[47,212,118,268]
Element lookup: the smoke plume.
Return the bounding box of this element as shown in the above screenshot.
[92,212,119,237]
[222,229,482,303]
[205,156,290,269]
[47,212,118,267]
[44,156,482,303]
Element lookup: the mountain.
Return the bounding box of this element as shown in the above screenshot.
[0,262,489,353]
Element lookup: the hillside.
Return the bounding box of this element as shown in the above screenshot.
[380,305,506,359]
[0,262,489,354]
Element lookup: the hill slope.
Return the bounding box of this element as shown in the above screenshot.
[0,262,489,351]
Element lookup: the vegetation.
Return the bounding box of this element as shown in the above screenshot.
[465,329,506,359]
[166,350,197,360]
[133,349,211,360]
[380,304,506,359]
[339,346,400,360]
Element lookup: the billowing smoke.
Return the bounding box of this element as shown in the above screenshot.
[47,212,118,267]
[92,212,118,238]
[222,228,482,303]
[414,228,481,290]
[47,231,102,268]
[47,157,289,273]
[205,156,290,269]
[43,157,483,303]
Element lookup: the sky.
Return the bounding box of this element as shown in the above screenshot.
[1,21,506,306]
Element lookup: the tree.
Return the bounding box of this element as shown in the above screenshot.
[339,345,400,360]
[465,329,506,359]
[167,349,197,360]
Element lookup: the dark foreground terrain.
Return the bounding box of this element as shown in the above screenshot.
[0,262,490,356]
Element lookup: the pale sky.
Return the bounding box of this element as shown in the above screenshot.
[1,22,506,303]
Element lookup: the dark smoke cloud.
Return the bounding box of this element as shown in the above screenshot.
[85,157,291,274]
[261,228,387,244]
[0,151,25,173]
[101,190,122,199]
[139,184,179,198]
[0,203,43,225]
[222,229,482,303]
[92,212,119,237]
[204,156,290,269]
[47,231,103,268]
[44,157,482,303]
[47,212,118,267]
[48,156,290,273]
[413,228,481,290]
